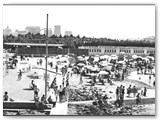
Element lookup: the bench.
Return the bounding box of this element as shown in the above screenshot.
[3,101,53,110]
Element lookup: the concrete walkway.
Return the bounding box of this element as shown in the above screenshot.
[127,71,155,87]
[50,102,68,115]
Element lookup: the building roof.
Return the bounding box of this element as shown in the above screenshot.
[4,43,65,47]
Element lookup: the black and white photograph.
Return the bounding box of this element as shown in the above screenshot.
[2,4,155,116]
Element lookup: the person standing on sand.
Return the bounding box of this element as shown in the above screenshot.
[3,92,9,101]
[116,86,120,100]
[47,91,56,107]
[149,75,151,85]
[37,59,39,66]
[18,69,22,80]
[39,58,42,66]
[153,81,155,87]
[127,85,132,97]
[59,85,63,102]
[54,86,58,102]
[79,75,83,84]
[136,93,141,105]
[56,65,58,73]
[143,87,147,97]
[34,91,40,109]
[132,86,137,98]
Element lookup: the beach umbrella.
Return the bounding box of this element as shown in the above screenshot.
[120,52,125,54]
[132,55,138,59]
[68,57,76,64]
[98,71,109,75]
[88,73,97,76]
[27,72,41,79]
[117,61,124,64]
[77,63,85,66]
[111,56,118,60]
[136,56,143,60]
[84,65,92,70]
[147,56,154,61]
[100,55,109,59]
[91,67,100,72]
[19,61,29,64]
[111,54,117,57]
[77,56,83,59]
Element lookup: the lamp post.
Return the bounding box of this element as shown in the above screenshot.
[45,14,48,100]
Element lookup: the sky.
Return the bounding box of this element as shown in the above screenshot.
[3,5,155,39]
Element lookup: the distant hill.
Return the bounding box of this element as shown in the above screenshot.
[122,36,155,42]
[143,36,155,42]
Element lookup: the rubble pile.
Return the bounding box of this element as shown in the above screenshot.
[68,102,133,115]
[68,88,94,102]
[3,109,48,116]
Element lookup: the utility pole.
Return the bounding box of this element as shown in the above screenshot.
[45,14,48,100]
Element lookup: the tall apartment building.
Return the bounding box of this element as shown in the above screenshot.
[54,25,61,36]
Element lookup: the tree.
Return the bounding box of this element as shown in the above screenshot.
[76,35,80,38]
[82,36,86,38]
[59,34,62,38]
[70,34,73,37]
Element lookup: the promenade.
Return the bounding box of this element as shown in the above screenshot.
[3,57,155,115]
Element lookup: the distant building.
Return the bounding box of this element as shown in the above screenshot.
[25,26,41,34]
[54,25,61,36]
[3,26,12,35]
[15,30,27,35]
[44,28,52,37]
[65,31,72,36]
[79,46,155,56]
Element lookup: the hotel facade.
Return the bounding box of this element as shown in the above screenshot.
[78,46,155,56]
